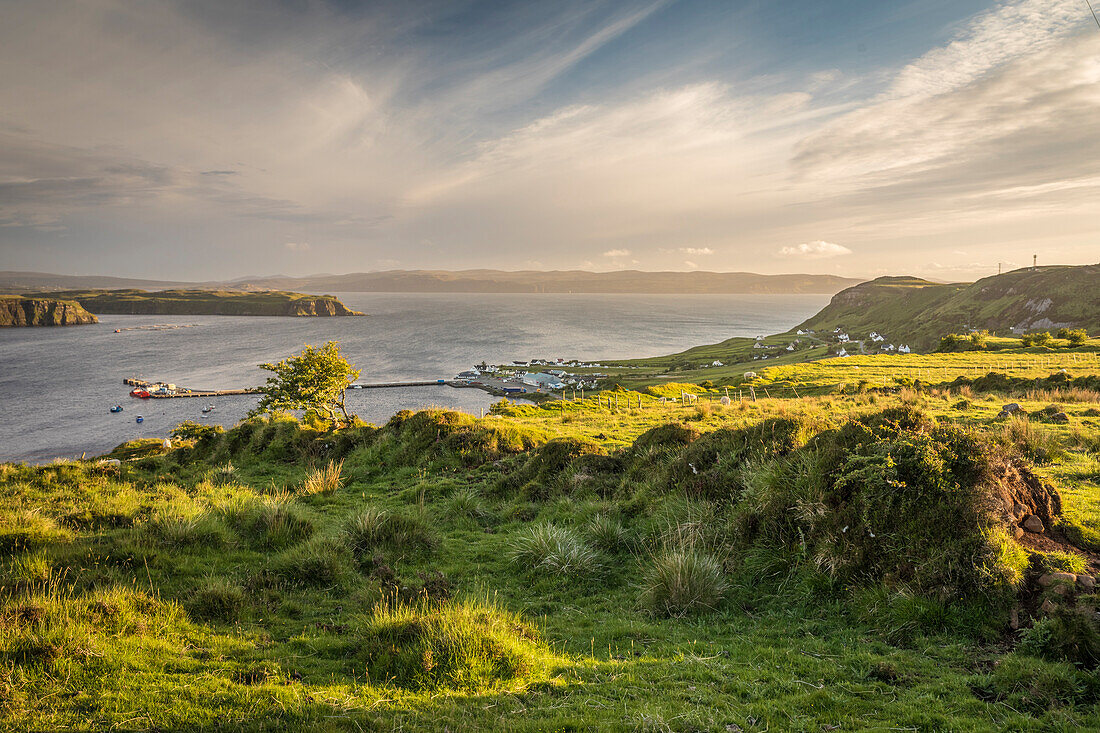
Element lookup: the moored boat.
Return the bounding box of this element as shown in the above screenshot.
[110,404,123,413]
[135,415,144,423]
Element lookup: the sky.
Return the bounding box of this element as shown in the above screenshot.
[1,0,1098,281]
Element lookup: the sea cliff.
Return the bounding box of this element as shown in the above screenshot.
[33,289,365,317]
[0,297,99,327]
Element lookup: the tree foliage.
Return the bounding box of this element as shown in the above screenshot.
[251,341,360,428]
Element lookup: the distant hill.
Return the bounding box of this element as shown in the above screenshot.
[797,265,1100,349]
[36,290,365,317]
[0,296,98,327]
[228,269,863,294]
[0,271,193,293]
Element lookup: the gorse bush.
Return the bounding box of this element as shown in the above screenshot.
[357,598,550,691]
[510,524,599,577]
[638,547,727,617]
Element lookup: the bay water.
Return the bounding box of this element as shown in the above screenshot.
[0,293,828,462]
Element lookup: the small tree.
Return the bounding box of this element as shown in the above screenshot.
[1057,328,1088,347]
[251,341,360,428]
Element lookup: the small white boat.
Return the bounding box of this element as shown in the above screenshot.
[201,404,215,414]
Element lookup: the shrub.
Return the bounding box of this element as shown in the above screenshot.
[344,508,435,561]
[356,598,550,690]
[1017,606,1100,669]
[171,420,223,443]
[1021,331,1054,347]
[638,547,727,617]
[188,578,246,622]
[299,460,345,496]
[1057,328,1088,346]
[510,524,599,578]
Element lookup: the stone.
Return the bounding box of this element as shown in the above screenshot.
[1002,403,1021,413]
[1038,572,1076,588]
[1078,575,1096,592]
[1039,599,1057,615]
[1013,526,1025,540]
[1051,412,1069,424]
[1012,502,1029,519]
[996,411,1010,419]
[1009,607,1020,630]
[1022,515,1045,533]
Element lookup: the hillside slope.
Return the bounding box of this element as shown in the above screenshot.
[37,289,365,317]
[798,265,1099,349]
[0,296,98,327]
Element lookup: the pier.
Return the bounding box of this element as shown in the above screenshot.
[124,377,258,398]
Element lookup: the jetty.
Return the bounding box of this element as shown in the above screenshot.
[124,377,257,398]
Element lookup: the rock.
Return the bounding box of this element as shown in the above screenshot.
[1078,575,1096,592]
[720,396,731,406]
[1022,515,1045,533]
[1009,607,1020,630]
[1038,572,1076,587]
[1039,599,1057,615]
[996,410,1010,419]
[98,458,122,467]
[1012,502,1029,519]
[1051,412,1069,424]
[1002,403,1021,413]
[1013,526,1025,540]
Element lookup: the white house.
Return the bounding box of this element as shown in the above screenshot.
[786,343,796,351]
[522,372,566,389]
[898,344,911,354]
[753,342,765,349]
[837,334,850,342]
[711,360,724,367]
[837,348,849,357]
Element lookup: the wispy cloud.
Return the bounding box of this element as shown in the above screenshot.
[779,241,853,259]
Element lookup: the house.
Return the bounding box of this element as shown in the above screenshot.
[898,344,911,354]
[837,333,850,342]
[753,342,765,349]
[786,343,795,351]
[796,329,806,335]
[522,372,566,390]
[837,348,849,357]
[456,370,481,380]
[711,360,724,367]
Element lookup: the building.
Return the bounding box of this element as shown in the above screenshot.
[522,372,566,390]
[898,344,911,354]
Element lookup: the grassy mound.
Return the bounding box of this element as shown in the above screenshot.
[357,599,552,691]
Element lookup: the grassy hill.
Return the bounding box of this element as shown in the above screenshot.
[4,357,1100,729]
[797,265,1100,350]
[35,289,365,317]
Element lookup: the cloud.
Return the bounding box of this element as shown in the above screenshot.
[284,242,311,252]
[683,260,697,269]
[778,241,852,259]
[680,247,713,255]
[602,249,632,257]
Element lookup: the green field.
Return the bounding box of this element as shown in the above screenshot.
[4,341,1100,730]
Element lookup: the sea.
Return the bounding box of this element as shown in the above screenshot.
[0,292,829,463]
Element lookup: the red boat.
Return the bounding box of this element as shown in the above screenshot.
[130,389,151,398]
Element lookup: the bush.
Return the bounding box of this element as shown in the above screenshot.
[1057,328,1088,346]
[344,508,435,561]
[510,524,599,578]
[638,547,727,617]
[1021,331,1054,347]
[1017,606,1100,669]
[356,598,550,690]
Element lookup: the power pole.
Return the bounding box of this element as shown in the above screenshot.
[1033,254,1037,270]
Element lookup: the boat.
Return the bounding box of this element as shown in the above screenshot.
[201,404,215,414]
[114,329,121,333]
[135,416,144,423]
[130,388,151,398]
[110,405,123,413]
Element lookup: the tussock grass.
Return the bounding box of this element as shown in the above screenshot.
[357,597,551,691]
[638,546,727,617]
[1000,416,1066,465]
[299,460,344,496]
[146,509,231,549]
[270,538,352,587]
[188,577,246,622]
[0,510,71,554]
[343,508,435,561]
[444,487,492,522]
[510,524,599,577]
[584,514,629,553]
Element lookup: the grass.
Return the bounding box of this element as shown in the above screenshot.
[3,349,1100,729]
